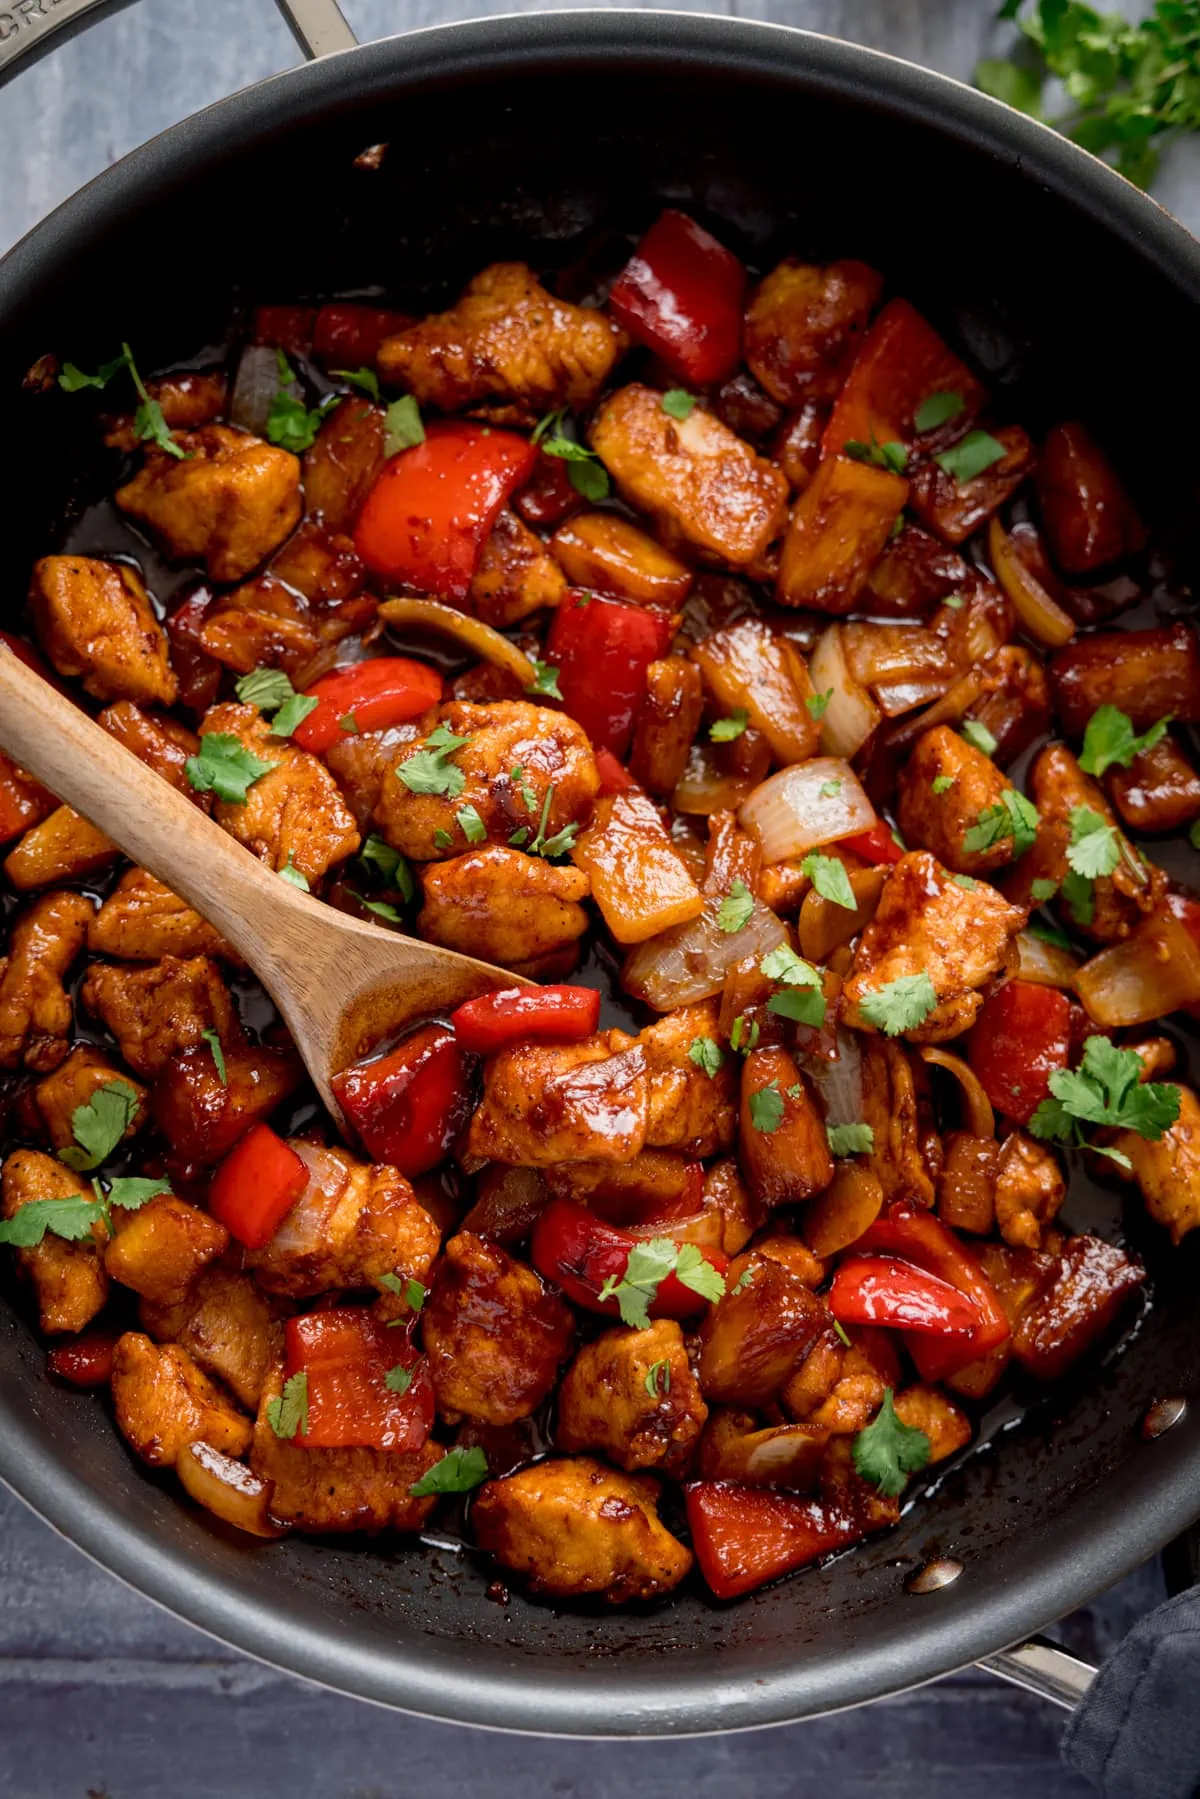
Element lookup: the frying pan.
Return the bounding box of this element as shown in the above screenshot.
[1,0,1199,1737]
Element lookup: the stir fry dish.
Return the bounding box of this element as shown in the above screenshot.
[2,209,1198,1607]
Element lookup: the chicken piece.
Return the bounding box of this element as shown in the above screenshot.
[0,891,92,1071]
[468,1033,648,1167]
[703,1157,763,1255]
[858,1038,936,1207]
[994,1131,1066,1250]
[0,1148,109,1334]
[141,1263,284,1411]
[1006,744,1165,943]
[784,1328,901,1435]
[697,1250,830,1404]
[30,556,177,707]
[571,788,704,946]
[377,262,623,419]
[417,845,589,968]
[1037,421,1145,573]
[103,369,227,450]
[471,1456,692,1602]
[376,701,599,863]
[690,617,821,766]
[638,1001,737,1158]
[891,1385,972,1462]
[1106,735,1200,836]
[549,512,693,608]
[3,805,118,891]
[104,1194,228,1306]
[266,517,369,614]
[776,453,908,613]
[199,702,360,882]
[115,425,302,583]
[151,1041,302,1166]
[88,868,233,962]
[744,258,881,406]
[936,1130,998,1235]
[468,508,567,628]
[1012,1235,1144,1381]
[908,425,1034,546]
[1050,623,1200,738]
[80,955,242,1080]
[197,577,321,678]
[250,1377,441,1532]
[842,851,1024,1043]
[1111,1082,1200,1244]
[301,397,387,533]
[862,525,972,617]
[325,719,434,830]
[629,659,704,799]
[0,750,55,847]
[422,1231,574,1425]
[111,1333,251,1468]
[966,644,1053,766]
[896,727,1020,876]
[98,701,207,802]
[589,384,789,567]
[247,1140,440,1298]
[556,1319,707,1475]
[740,1046,834,1208]
[34,1047,147,1152]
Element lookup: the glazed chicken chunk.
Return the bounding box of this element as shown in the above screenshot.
[377,262,625,418]
[422,1232,574,1425]
[116,424,302,583]
[556,1319,708,1476]
[141,1263,284,1411]
[80,954,243,1080]
[469,508,567,628]
[1111,1082,1200,1244]
[199,702,361,882]
[3,805,117,892]
[250,1377,442,1532]
[744,257,881,405]
[639,1001,737,1158]
[467,1033,649,1166]
[0,890,92,1071]
[34,1045,147,1151]
[104,1194,229,1306]
[111,1333,252,1468]
[88,868,233,962]
[1,1148,109,1335]
[417,844,590,969]
[30,555,177,707]
[897,726,1024,877]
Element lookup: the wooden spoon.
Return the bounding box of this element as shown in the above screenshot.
[0,645,519,1124]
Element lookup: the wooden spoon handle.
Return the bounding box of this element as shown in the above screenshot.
[0,644,307,967]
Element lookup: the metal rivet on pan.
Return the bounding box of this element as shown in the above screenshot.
[1141,1396,1187,1440]
[906,1556,964,1595]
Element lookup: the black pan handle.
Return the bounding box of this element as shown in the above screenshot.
[0,0,356,85]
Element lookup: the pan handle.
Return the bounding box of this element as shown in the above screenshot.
[0,0,356,86]
[977,1637,1097,1710]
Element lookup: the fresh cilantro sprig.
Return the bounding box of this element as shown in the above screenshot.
[512,783,578,859]
[802,852,856,911]
[717,878,755,934]
[0,1195,105,1248]
[266,352,336,455]
[963,788,1040,858]
[59,342,187,458]
[332,367,381,402]
[1030,1034,1180,1167]
[844,434,907,473]
[233,667,319,739]
[710,709,749,743]
[266,1372,309,1440]
[186,734,278,805]
[827,1122,875,1157]
[935,431,1008,483]
[527,658,563,701]
[806,689,833,721]
[532,407,611,500]
[359,834,415,904]
[385,394,425,457]
[1061,805,1123,925]
[661,390,696,420]
[409,1444,489,1497]
[597,1238,726,1329]
[396,725,472,800]
[760,943,827,1027]
[1079,705,1171,777]
[961,718,998,757]
[852,1389,931,1497]
[58,1079,140,1172]
[688,1036,724,1078]
[857,972,938,1036]
[748,1081,786,1134]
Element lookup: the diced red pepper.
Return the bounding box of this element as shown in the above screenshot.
[46,1329,119,1389]
[840,820,904,865]
[969,980,1071,1126]
[0,751,55,844]
[593,747,640,795]
[530,1198,727,1322]
[354,421,537,602]
[290,657,443,754]
[449,984,601,1054]
[828,1254,983,1337]
[856,1200,1011,1379]
[685,1482,866,1600]
[608,209,747,388]
[332,1023,474,1177]
[545,591,675,757]
[285,1308,434,1451]
[513,449,583,528]
[253,305,316,354]
[208,1123,308,1250]
[312,303,413,368]
[822,298,988,458]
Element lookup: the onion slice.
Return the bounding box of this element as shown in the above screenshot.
[229,344,283,436]
[738,758,876,865]
[380,596,537,687]
[1015,928,1080,990]
[622,895,788,1011]
[801,1162,885,1258]
[808,624,881,759]
[988,517,1076,650]
[919,1046,995,1139]
[1075,909,1200,1028]
[798,865,885,962]
[176,1440,285,1538]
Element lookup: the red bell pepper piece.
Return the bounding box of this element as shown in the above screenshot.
[856,1201,1011,1379]
[209,1123,308,1250]
[513,449,582,528]
[593,747,639,795]
[312,303,413,368]
[46,1329,119,1389]
[290,657,443,754]
[969,980,1071,1126]
[840,820,904,865]
[285,1308,434,1451]
[545,591,675,757]
[822,298,988,458]
[828,1254,983,1337]
[354,421,537,601]
[449,984,601,1054]
[530,1198,727,1322]
[332,1023,474,1176]
[608,209,746,388]
[686,1482,867,1600]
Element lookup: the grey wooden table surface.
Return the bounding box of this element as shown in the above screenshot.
[0,4,1194,1794]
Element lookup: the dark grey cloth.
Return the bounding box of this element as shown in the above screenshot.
[1063,1590,1200,1798]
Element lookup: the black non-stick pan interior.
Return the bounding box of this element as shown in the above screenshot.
[1,13,1199,1734]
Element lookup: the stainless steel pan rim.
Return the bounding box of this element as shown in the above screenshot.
[1,6,1198,1736]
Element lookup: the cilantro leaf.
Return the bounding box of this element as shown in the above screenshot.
[406,1278,427,1311]
[396,725,471,799]
[1030,878,1060,903]
[801,852,856,911]
[975,55,1045,117]
[409,1444,489,1497]
[523,783,579,860]
[1026,918,1074,953]
[353,892,405,924]
[266,352,333,455]
[597,1237,679,1328]
[644,1359,672,1397]
[1066,806,1121,880]
[760,944,823,987]
[661,390,696,420]
[688,1036,724,1078]
[384,394,425,457]
[0,1195,103,1247]
[233,666,318,739]
[757,944,827,1028]
[338,712,359,735]
[717,878,755,934]
[384,1364,414,1395]
[710,709,749,743]
[961,718,998,757]
[962,788,1040,858]
[914,390,965,432]
[1029,1035,1181,1151]
[827,1122,875,1157]
[844,435,907,473]
[201,1028,227,1085]
[59,351,130,393]
[185,734,277,805]
[1062,868,1096,927]
[266,1371,309,1440]
[59,1080,140,1172]
[279,854,310,891]
[456,804,487,845]
[852,1389,931,1497]
[935,431,1008,483]
[767,987,827,1026]
[673,1242,727,1305]
[533,408,611,499]
[749,1081,785,1134]
[527,658,563,701]
[105,1176,172,1210]
[729,1013,760,1053]
[1079,705,1171,778]
[122,343,188,459]
[932,775,956,794]
[380,1273,427,1315]
[806,689,833,721]
[359,834,414,903]
[952,873,978,890]
[331,367,381,401]
[857,972,938,1036]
